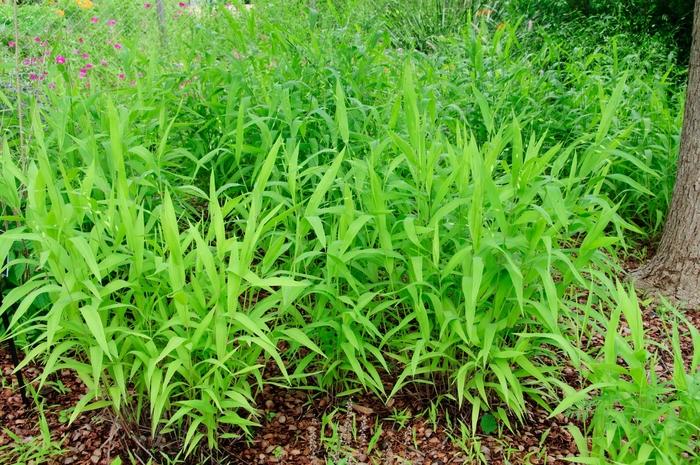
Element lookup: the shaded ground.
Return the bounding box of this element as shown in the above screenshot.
[227,385,577,465]
[0,351,119,465]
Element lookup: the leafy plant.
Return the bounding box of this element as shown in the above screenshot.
[559,284,700,465]
[0,0,691,461]
[383,0,474,51]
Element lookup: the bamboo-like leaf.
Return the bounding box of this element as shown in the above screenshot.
[335,80,350,146]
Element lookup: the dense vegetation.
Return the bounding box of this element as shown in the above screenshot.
[0,0,698,464]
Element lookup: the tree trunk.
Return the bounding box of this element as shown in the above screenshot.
[634,0,700,308]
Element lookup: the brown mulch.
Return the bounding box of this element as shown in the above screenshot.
[0,349,120,465]
[226,384,577,465]
[637,301,700,376]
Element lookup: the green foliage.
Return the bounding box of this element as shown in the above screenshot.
[513,0,694,58]
[0,4,63,41]
[479,413,497,435]
[0,0,694,462]
[383,0,474,51]
[0,386,65,465]
[560,284,700,465]
[566,0,693,35]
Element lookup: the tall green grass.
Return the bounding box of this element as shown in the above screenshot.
[561,282,700,465]
[0,0,692,460]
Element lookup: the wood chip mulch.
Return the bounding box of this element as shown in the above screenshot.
[226,384,578,465]
[0,350,120,465]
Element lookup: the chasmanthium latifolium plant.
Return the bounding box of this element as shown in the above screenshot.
[0,89,624,453]
[0,0,690,457]
[561,282,700,465]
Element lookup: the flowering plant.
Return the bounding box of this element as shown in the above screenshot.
[76,0,94,9]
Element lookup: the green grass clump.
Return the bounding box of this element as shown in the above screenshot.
[0,0,695,462]
[0,77,626,452]
[563,283,700,465]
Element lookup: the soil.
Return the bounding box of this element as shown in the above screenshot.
[0,350,120,465]
[226,385,578,465]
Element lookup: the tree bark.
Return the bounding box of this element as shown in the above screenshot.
[634,0,700,308]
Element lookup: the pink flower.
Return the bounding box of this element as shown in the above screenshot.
[144,2,152,7]
[118,73,126,80]
[29,73,39,81]
[81,52,90,59]
[85,63,93,69]
[107,19,116,27]
[41,41,48,48]
[55,55,66,64]
[178,2,186,7]
[8,40,16,48]
[48,82,56,90]
[114,43,122,50]
[34,36,41,43]
[79,68,88,78]
[90,16,99,24]
[100,59,108,66]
